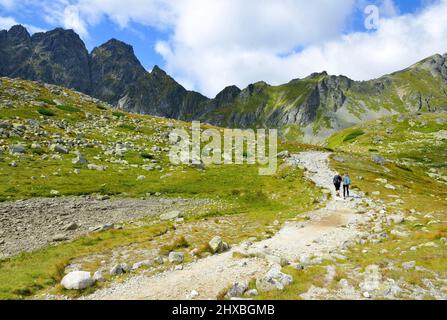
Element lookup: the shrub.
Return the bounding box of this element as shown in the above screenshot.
[38,97,56,105]
[37,108,55,116]
[159,236,189,256]
[396,164,413,172]
[118,124,136,130]
[343,129,365,142]
[112,111,125,118]
[56,104,80,113]
[141,152,155,159]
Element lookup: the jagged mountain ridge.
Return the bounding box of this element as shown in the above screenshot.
[1,25,447,142]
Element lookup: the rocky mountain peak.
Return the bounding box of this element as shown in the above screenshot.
[151,65,168,76]
[6,25,31,43]
[95,38,137,56]
[90,38,146,105]
[411,53,447,80]
[215,85,241,103]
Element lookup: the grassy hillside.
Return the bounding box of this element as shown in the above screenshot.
[204,55,447,143]
[0,77,324,299]
[322,113,447,299]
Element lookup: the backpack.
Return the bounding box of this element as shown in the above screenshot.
[343,176,351,185]
[333,175,341,184]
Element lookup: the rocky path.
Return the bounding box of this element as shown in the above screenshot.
[85,152,368,300]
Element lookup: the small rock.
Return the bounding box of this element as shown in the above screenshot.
[227,282,248,298]
[90,223,114,232]
[160,211,183,221]
[387,214,404,224]
[168,252,184,264]
[256,265,293,292]
[64,222,78,231]
[72,153,88,165]
[87,164,105,171]
[110,263,129,276]
[402,261,416,270]
[132,260,152,270]
[208,236,229,254]
[93,270,105,282]
[371,155,386,166]
[52,234,68,242]
[51,144,69,154]
[187,290,199,299]
[277,151,290,159]
[31,143,42,150]
[290,263,305,270]
[9,144,26,154]
[154,256,164,265]
[244,289,258,297]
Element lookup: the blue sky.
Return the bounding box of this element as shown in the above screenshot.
[1,0,446,97]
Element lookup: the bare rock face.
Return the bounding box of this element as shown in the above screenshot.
[90,39,146,105]
[0,26,91,93]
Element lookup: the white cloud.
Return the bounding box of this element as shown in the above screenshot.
[2,0,447,98]
[0,0,15,10]
[156,0,447,96]
[0,15,44,34]
[155,0,358,95]
[62,5,88,38]
[0,16,18,30]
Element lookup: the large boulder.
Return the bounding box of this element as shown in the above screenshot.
[61,271,94,290]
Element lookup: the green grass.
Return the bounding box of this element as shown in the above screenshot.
[0,223,173,299]
[112,111,125,118]
[37,107,55,117]
[55,104,80,113]
[342,129,365,142]
[37,97,56,105]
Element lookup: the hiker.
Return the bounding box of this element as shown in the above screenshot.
[343,173,351,199]
[333,173,342,197]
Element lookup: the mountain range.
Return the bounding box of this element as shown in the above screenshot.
[1,25,446,142]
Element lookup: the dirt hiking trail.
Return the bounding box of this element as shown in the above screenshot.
[85,152,367,300]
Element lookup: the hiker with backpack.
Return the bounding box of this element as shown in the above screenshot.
[343,173,351,199]
[333,173,342,197]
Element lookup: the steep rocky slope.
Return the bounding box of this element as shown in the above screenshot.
[1,25,447,142]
